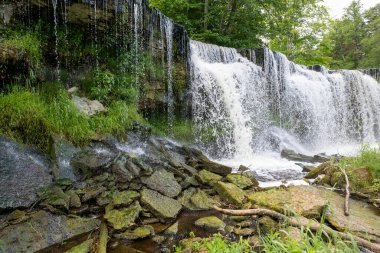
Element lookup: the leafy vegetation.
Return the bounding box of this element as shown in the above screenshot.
[175,226,360,253]
[339,145,380,177]
[0,87,144,151]
[150,0,380,68]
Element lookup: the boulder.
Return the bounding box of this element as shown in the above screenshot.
[0,211,100,252]
[281,149,329,163]
[226,174,257,189]
[52,139,81,181]
[194,159,232,176]
[196,169,222,186]
[104,201,141,230]
[140,189,182,219]
[248,186,380,240]
[71,95,106,116]
[71,147,117,177]
[194,216,225,230]
[141,170,182,198]
[214,181,246,205]
[39,186,71,210]
[247,186,326,218]
[0,138,53,210]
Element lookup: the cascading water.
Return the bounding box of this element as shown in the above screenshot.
[160,16,174,133]
[52,0,60,80]
[190,40,380,181]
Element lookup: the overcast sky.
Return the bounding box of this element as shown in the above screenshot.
[323,0,380,18]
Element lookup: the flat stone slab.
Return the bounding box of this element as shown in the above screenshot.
[0,211,100,252]
[141,170,182,198]
[0,138,53,210]
[140,189,182,219]
[247,186,380,239]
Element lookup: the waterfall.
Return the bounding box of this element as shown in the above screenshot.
[190,40,380,180]
[52,0,60,80]
[160,16,174,134]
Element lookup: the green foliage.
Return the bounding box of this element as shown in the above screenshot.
[339,145,380,178]
[150,116,194,143]
[0,29,42,84]
[0,88,145,150]
[0,90,52,150]
[262,227,359,253]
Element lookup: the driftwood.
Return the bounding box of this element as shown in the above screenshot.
[340,168,350,216]
[214,206,380,253]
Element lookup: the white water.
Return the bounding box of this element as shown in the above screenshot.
[190,41,380,181]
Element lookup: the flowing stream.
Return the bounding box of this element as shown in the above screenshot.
[190,40,380,181]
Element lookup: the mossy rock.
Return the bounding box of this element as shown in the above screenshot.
[305,162,339,179]
[190,189,220,210]
[247,186,326,218]
[115,225,155,240]
[226,174,257,189]
[64,239,93,253]
[140,189,182,219]
[40,186,70,210]
[194,216,225,230]
[141,170,182,198]
[164,221,179,235]
[214,181,246,205]
[104,201,141,230]
[67,190,81,208]
[196,170,222,186]
[258,216,278,233]
[113,191,140,206]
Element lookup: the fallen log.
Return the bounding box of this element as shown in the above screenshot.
[340,168,350,216]
[97,222,108,253]
[213,206,380,253]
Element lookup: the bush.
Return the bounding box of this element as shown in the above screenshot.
[339,145,380,177]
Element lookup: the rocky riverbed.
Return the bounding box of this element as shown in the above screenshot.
[0,131,379,253]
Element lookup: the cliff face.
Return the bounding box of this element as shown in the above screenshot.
[0,0,190,119]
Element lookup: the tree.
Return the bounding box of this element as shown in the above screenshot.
[360,4,380,68]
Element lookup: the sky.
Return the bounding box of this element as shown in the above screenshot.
[323,0,380,18]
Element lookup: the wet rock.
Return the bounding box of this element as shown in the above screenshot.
[196,169,222,186]
[104,201,142,230]
[71,147,117,177]
[194,216,225,230]
[214,181,246,205]
[52,139,81,181]
[190,189,220,210]
[141,170,182,198]
[0,138,53,210]
[164,221,179,235]
[281,149,329,163]
[141,218,160,225]
[65,239,94,253]
[115,225,155,240]
[111,155,141,182]
[305,162,338,179]
[72,95,106,116]
[140,189,182,219]
[67,190,81,208]
[0,210,100,252]
[226,174,257,189]
[194,159,233,176]
[82,185,106,202]
[238,165,250,172]
[69,204,90,215]
[295,163,315,173]
[40,186,70,210]
[178,188,197,209]
[180,176,199,188]
[96,191,115,206]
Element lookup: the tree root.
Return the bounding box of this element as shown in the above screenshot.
[213,206,380,253]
